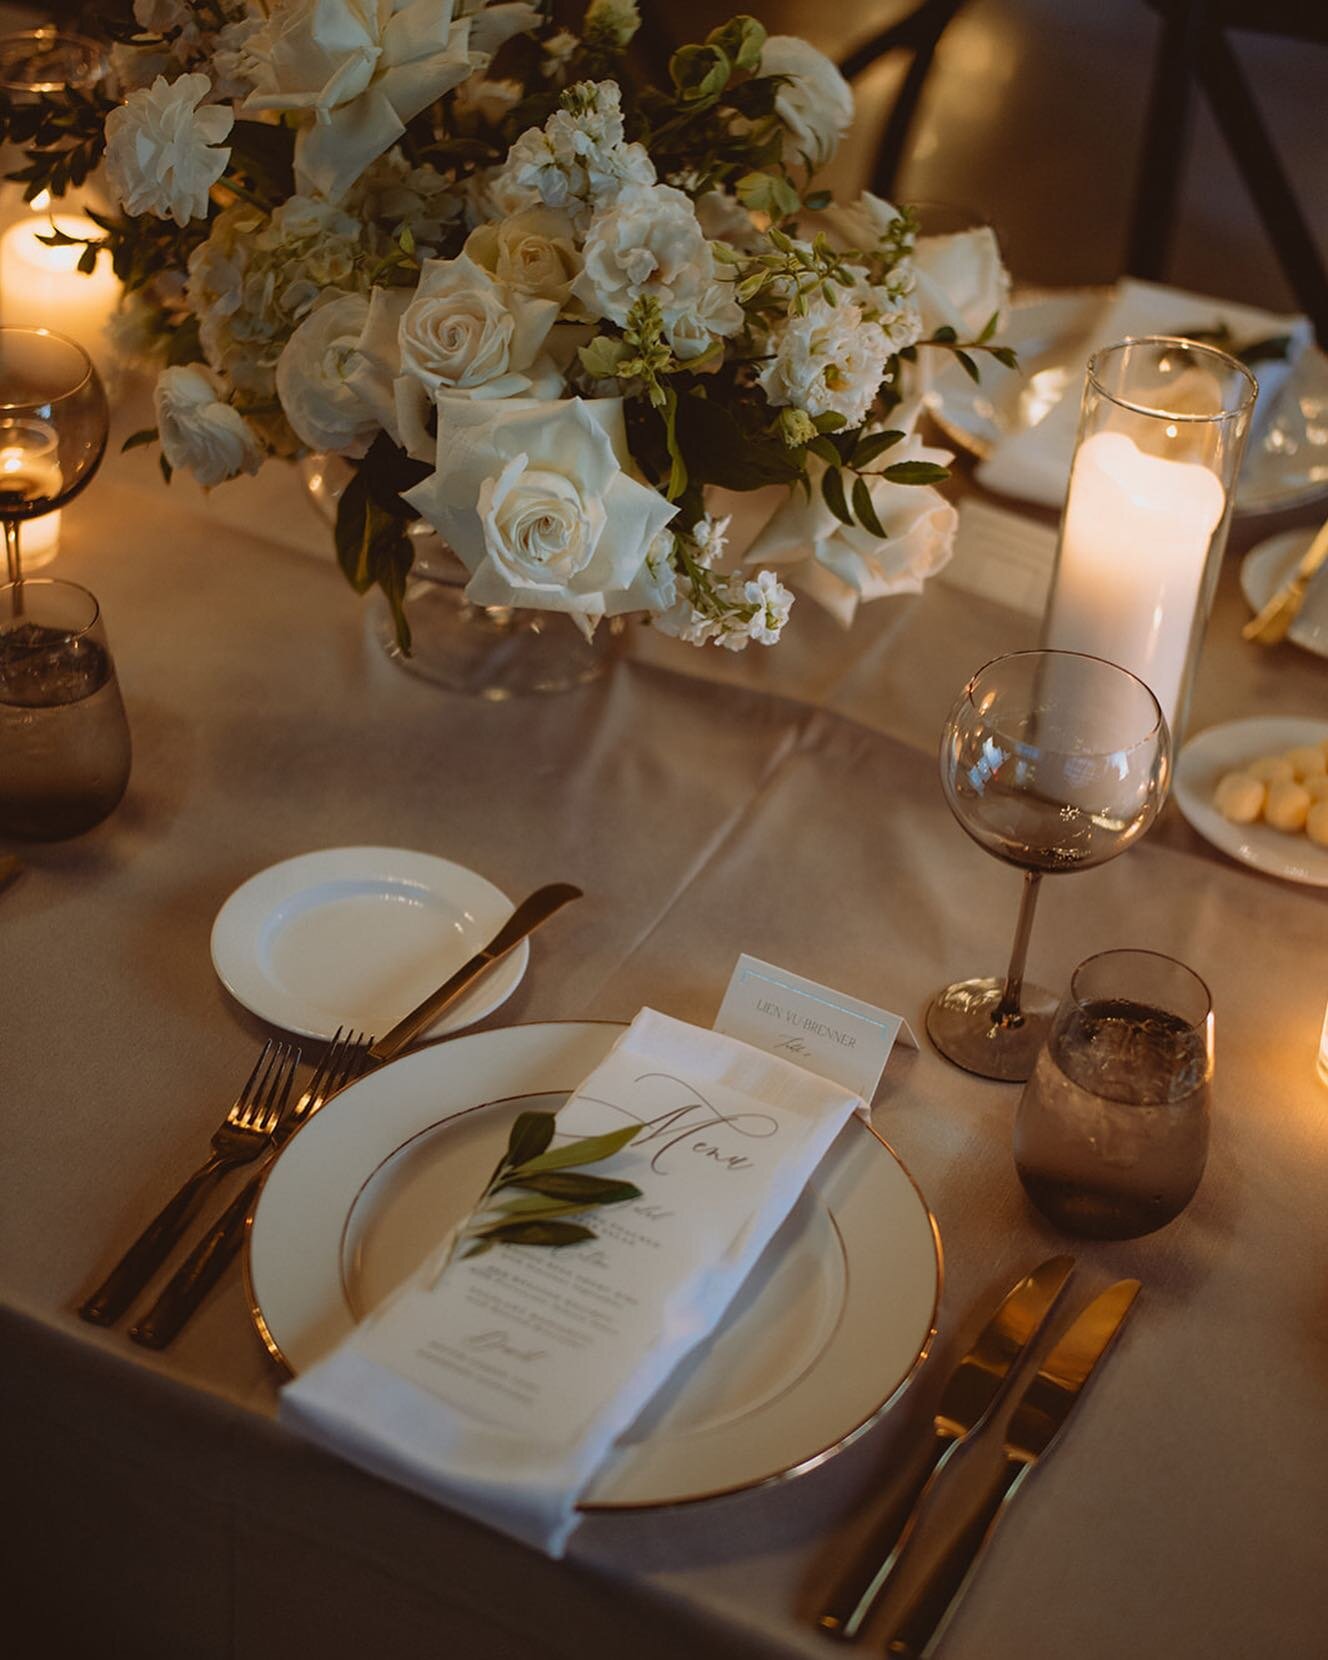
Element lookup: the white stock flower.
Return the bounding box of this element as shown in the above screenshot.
[241,0,483,201]
[760,36,853,168]
[758,297,890,427]
[495,80,655,225]
[464,206,583,310]
[733,569,794,647]
[403,397,677,635]
[154,363,263,487]
[745,414,957,625]
[397,253,561,399]
[691,512,730,567]
[104,73,232,227]
[275,292,379,455]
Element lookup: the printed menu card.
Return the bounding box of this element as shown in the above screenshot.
[281,1009,864,1553]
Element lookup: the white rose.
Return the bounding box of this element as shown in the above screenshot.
[397,253,561,399]
[745,412,956,625]
[760,36,854,168]
[242,0,481,201]
[576,184,736,337]
[275,293,379,456]
[912,225,1010,339]
[820,191,909,253]
[104,73,233,228]
[154,363,264,487]
[464,207,583,310]
[758,296,890,427]
[404,397,677,636]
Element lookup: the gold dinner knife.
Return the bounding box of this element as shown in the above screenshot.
[881,1278,1141,1659]
[1242,515,1328,644]
[817,1255,1075,1640]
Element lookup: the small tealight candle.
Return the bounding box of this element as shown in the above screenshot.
[0,212,120,374]
[0,420,63,571]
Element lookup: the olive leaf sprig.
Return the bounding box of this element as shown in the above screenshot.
[449,1110,643,1264]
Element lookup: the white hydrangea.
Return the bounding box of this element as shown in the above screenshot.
[494,80,655,227]
[758,297,890,428]
[346,150,462,258]
[154,363,264,487]
[104,73,233,228]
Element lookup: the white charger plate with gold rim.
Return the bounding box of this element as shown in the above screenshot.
[247,1021,941,1509]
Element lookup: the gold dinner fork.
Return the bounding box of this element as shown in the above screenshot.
[128,1029,373,1349]
[79,1041,301,1327]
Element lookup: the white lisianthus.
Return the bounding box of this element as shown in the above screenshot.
[745,413,957,625]
[576,184,740,347]
[760,36,853,168]
[104,73,232,227]
[275,293,379,455]
[242,0,488,201]
[397,253,561,400]
[495,80,655,225]
[154,363,264,487]
[758,297,890,428]
[404,397,677,636]
[464,207,583,310]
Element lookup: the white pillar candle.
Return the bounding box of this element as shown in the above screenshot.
[1318,999,1328,1087]
[1044,430,1226,731]
[0,213,120,374]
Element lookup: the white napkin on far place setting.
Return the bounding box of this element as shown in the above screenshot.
[977,278,1312,509]
[280,1009,866,1556]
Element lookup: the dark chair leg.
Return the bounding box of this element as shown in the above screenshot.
[1196,26,1328,345]
[1126,0,1208,278]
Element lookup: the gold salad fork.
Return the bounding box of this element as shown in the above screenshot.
[79,1041,300,1327]
[128,1029,372,1348]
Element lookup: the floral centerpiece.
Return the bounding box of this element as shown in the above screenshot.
[4,2,1012,653]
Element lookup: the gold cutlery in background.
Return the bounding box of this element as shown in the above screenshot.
[1242,516,1328,644]
[881,1278,1141,1659]
[817,1256,1075,1640]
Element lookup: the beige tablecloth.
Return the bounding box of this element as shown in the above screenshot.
[4,430,1327,1659]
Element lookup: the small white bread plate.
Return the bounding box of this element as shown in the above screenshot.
[211,847,528,1042]
[247,1022,941,1509]
[1174,718,1328,886]
[1239,528,1328,660]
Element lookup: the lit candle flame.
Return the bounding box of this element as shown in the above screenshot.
[29,189,51,213]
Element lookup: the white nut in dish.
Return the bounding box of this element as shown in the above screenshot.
[1248,755,1296,786]
[1307,800,1328,848]
[1213,772,1265,824]
[1264,780,1312,833]
[1284,745,1328,779]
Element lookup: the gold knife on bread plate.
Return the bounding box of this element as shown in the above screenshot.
[882,1278,1141,1658]
[818,1255,1075,1640]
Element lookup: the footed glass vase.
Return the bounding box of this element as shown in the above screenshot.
[301,454,622,700]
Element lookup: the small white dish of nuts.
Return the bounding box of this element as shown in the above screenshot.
[1175,717,1328,886]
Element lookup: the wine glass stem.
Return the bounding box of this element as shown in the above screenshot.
[3,518,20,584]
[996,871,1043,1027]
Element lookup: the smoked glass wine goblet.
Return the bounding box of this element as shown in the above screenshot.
[926,650,1170,1082]
[0,328,109,584]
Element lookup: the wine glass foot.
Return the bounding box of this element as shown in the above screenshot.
[925,977,1059,1082]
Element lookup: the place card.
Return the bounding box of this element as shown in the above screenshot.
[714,954,916,1103]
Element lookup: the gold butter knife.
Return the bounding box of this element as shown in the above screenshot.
[817,1255,1075,1640]
[882,1279,1141,1658]
[1242,516,1328,644]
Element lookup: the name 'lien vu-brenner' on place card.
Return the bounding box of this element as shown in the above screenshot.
[713,954,916,1103]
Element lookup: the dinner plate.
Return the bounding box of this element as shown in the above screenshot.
[1239,528,1328,659]
[247,1021,941,1509]
[1174,718,1328,886]
[211,847,529,1042]
[928,289,1328,516]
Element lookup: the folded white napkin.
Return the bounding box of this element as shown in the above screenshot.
[978,278,1311,508]
[280,1009,865,1555]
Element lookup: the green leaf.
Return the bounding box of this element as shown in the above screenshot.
[158,453,173,486]
[707,14,766,72]
[120,428,158,454]
[852,429,906,466]
[498,1171,642,1205]
[931,325,958,344]
[821,466,853,526]
[579,335,630,379]
[990,346,1018,370]
[851,475,887,539]
[508,1123,642,1178]
[954,349,981,384]
[670,43,730,103]
[979,310,1000,344]
[661,385,687,501]
[460,1240,494,1260]
[77,244,98,275]
[882,460,951,486]
[803,189,832,211]
[806,435,840,467]
[472,1220,597,1249]
[488,1195,602,1221]
[814,411,848,432]
[335,468,375,593]
[675,393,805,490]
[503,1110,556,1171]
[735,170,800,222]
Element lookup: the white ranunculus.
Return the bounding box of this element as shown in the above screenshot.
[104,73,233,227]
[576,183,738,340]
[154,363,264,487]
[760,36,853,168]
[397,253,561,399]
[242,0,484,202]
[404,396,677,635]
[463,206,583,310]
[744,414,957,625]
[912,225,1010,340]
[275,293,379,455]
[758,297,890,427]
